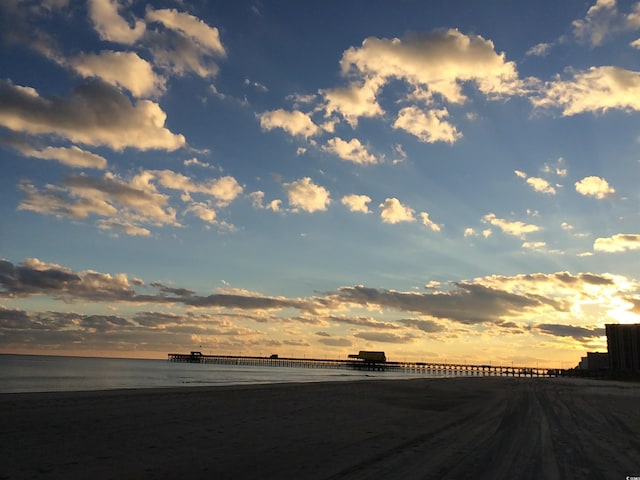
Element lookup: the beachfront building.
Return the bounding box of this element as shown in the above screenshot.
[578,352,609,371]
[606,323,640,372]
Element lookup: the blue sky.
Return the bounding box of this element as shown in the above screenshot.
[1,0,640,366]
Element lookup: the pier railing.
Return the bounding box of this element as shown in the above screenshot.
[168,353,563,378]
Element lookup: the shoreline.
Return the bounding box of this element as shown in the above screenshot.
[2,377,640,479]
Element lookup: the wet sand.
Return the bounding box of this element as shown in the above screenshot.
[2,377,640,479]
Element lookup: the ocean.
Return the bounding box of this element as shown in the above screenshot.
[0,354,435,393]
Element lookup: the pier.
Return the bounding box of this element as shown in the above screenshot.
[168,352,563,377]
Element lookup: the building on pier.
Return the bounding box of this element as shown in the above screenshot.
[348,351,386,363]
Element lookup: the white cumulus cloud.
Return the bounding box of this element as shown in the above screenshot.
[533,66,640,115]
[420,212,441,232]
[0,80,185,151]
[152,170,242,207]
[284,177,330,213]
[88,0,146,44]
[575,176,615,199]
[394,106,461,144]
[483,213,540,238]
[259,109,320,139]
[341,194,372,214]
[594,234,640,252]
[379,198,415,224]
[70,51,165,97]
[145,7,226,57]
[323,137,377,164]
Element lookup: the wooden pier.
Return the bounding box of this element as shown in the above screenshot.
[168,352,563,378]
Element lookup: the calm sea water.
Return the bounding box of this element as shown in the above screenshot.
[0,354,433,393]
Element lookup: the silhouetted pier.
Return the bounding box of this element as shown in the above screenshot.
[168,352,563,377]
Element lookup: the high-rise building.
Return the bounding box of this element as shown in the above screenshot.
[606,323,640,371]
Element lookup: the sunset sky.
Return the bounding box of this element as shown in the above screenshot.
[2,0,640,367]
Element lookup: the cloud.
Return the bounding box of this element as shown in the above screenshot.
[354,331,415,344]
[319,29,523,135]
[482,213,540,238]
[328,314,400,330]
[0,258,315,313]
[69,51,165,97]
[184,157,210,168]
[13,170,242,236]
[526,42,553,57]
[150,282,195,297]
[537,323,604,340]
[335,283,550,324]
[17,172,179,234]
[522,241,546,251]
[323,137,378,164]
[334,271,636,327]
[379,198,415,224]
[0,0,65,61]
[392,144,407,164]
[0,304,273,353]
[0,258,136,300]
[97,219,151,236]
[527,177,556,194]
[339,29,521,102]
[316,336,353,347]
[2,257,637,355]
[244,78,268,93]
[0,80,185,151]
[629,2,640,28]
[185,202,217,224]
[572,0,617,46]
[250,191,281,212]
[320,78,384,128]
[341,194,372,214]
[420,212,441,232]
[0,307,133,339]
[399,318,445,333]
[283,177,330,213]
[145,33,219,78]
[515,171,556,194]
[151,170,243,207]
[18,180,117,219]
[145,7,226,57]
[86,4,229,81]
[542,157,568,177]
[2,137,107,169]
[88,0,146,44]
[575,175,615,199]
[65,173,175,222]
[594,234,640,252]
[532,66,640,115]
[393,106,461,144]
[258,109,320,138]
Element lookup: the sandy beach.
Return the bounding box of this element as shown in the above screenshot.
[1,376,639,479]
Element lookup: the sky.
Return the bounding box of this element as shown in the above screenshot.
[1,0,640,366]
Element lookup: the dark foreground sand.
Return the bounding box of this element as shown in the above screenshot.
[2,377,640,480]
